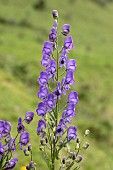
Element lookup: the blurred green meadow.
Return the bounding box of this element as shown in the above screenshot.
[0,0,113,169]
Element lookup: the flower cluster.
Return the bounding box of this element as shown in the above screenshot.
[36,10,90,170]
[0,111,34,170]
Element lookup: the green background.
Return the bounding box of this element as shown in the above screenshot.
[0,0,113,169]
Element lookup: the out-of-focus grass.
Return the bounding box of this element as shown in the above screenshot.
[0,0,113,169]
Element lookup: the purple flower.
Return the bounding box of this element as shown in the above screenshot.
[66,103,76,117]
[49,27,57,42]
[3,121,11,135]
[52,10,58,19]
[64,36,73,51]
[41,55,51,68]
[56,124,64,137]
[42,41,53,56]
[37,119,46,135]
[67,126,77,140]
[65,71,74,85]
[0,120,4,139]
[54,82,62,98]
[25,111,34,124]
[62,24,70,36]
[20,131,30,149]
[5,158,18,170]
[8,137,16,151]
[46,60,56,80]
[17,117,25,133]
[53,20,58,27]
[47,93,56,111]
[66,59,76,72]
[38,86,48,100]
[38,71,48,86]
[68,91,79,104]
[36,102,47,117]
[0,142,4,160]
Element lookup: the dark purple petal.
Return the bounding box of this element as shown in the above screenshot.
[68,91,79,104]
[4,121,11,134]
[54,82,62,98]
[52,10,58,19]
[53,20,58,27]
[0,120,4,134]
[42,41,53,56]
[56,124,64,137]
[41,55,51,67]
[67,126,77,140]
[49,27,57,42]
[46,60,56,80]
[62,24,70,36]
[47,93,56,111]
[66,59,76,72]
[38,71,48,86]
[17,117,25,133]
[65,71,74,85]
[0,142,4,160]
[25,111,34,124]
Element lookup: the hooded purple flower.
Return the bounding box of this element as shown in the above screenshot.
[49,27,57,42]
[67,126,77,140]
[38,86,48,100]
[3,121,11,135]
[65,71,74,85]
[0,142,4,160]
[20,131,30,149]
[42,41,53,56]
[36,102,47,117]
[64,36,73,51]
[54,82,62,98]
[66,59,76,72]
[17,117,25,133]
[0,120,4,139]
[47,93,56,111]
[8,137,16,151]
[52,10,58,19]
[38,71,48,86]
[68,91,79,105]
[46,60,56,80]
[25,111,34,124]
[5,158,18,170]
[56,124,64,137]
[62,24,70,36]
[41,55,51,68]
[37,119,46,136]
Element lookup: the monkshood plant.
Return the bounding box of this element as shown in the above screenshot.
[0,10,90,170]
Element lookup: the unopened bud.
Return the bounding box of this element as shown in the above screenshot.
[70,152,76,160]
[76,155,82,163]
[75,143,79,150]
[24,148,30,156]
[62,156,66,164]
[66,160,71,166]
[28,144,32,151]
[83,142,89,149]
[76,137,80,143]
[85,130,90,136]
[53,20,58,27]
[40,139,45,145]
[52,10,58,19]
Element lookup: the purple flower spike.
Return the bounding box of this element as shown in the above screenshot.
[42,41,53,56]
[36,102,47,117]
[0,142,4,160]
[67,126,77,140]
[5,158,18,170]
[38,86,48,100]
[20,131,30,149]
[38,71,48,86]
[64,36,73,51]
[49,27,57,42]
[25,111,34,124]
[68,91,79,105]
[65,71,74,85]
[66,59,76,72]
[62,24,70,36]
[37,119,46,135]
[17,117,25,133]
[52,10,58,19]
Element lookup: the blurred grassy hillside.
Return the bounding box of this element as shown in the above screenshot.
[0,0,113,169]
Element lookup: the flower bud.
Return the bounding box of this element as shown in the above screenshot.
[40,139,46,145]
[85,129,90,136]
[66,160,71,166]
[69,152,76,160]
[76,155,82,163]
[76,137,80,143]
[53,20,58,27]
[52,10,58,19]
[62,156,66,164]
[28,144,32,151]
[75,143,79,150]
[83,142,89,149]
[62,24,70,36]
[24,148,30,156]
